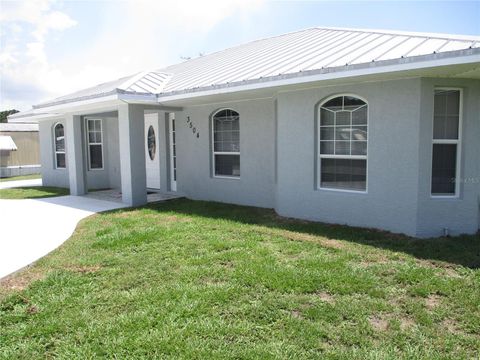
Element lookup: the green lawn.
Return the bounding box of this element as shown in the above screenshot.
[1,199,479,358]
[0,173,41,182]
[0,186,69,199]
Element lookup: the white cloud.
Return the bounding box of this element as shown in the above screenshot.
[0,0,265,110]
[0,0,78,109]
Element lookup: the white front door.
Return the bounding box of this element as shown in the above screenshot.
[169,113,177,191]
[145,113,161,189]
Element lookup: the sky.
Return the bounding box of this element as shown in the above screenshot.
[1,0,479,111]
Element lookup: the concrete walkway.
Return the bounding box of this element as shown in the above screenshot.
[0,178,43,189]
[0,195,125,279]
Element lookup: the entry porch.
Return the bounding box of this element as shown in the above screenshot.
[62,103,180,206]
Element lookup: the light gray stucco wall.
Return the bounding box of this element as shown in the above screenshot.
[105,117,121,190]
[176,98,276,208]
[39,119,70,188]
[85,116,120,190]
[416,78,480,237]
[40,115,121,191]
[275,78,423,236]
[38,76,478,238]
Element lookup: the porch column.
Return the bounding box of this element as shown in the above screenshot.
[118,103,147,206]
[65,114,86,195]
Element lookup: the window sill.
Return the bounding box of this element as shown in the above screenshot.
[318,187,367,194]
[430,195,460,200]
[213,175,240,180]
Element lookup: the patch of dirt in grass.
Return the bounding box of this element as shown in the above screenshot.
[316,291,335,304]
[64,264,102,274]
[415,260,464,277]
[291,309,304,319]
[442,318,461,335]
[281,231,347,250]
[441,267,463,278]
[0,268,45,294]
[399,316,415,330]
[369,315,389,331]
[219,260,234,268]
[26,304,39,314]
[425,294,442,310]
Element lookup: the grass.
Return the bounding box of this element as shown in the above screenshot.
[0,186,69,199]
[0,173,41,182]
[0,199,479,359]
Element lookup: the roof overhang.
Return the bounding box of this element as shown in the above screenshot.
[10,92,182,122]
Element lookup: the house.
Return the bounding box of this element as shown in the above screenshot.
[0,121,40,178]
[9,27,480,237]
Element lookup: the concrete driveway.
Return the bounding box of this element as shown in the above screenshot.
[0,195,125,279]
[0,178,42,189]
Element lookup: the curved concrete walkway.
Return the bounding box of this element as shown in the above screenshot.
[0,195,125,279]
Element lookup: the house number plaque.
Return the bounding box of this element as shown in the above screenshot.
[186,116,200,138]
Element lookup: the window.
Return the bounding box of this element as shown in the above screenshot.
[147,125,156,160]
[318,95,367,191]
[212,109,240,177]
[431,89,462,196]
[54,123,65,169]
[86,118,103,170]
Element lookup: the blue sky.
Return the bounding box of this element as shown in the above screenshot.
[1,0,479,110]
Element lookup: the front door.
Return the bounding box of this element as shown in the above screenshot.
[145,113,160,189]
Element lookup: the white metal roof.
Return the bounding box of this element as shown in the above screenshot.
[23,27,480,111]
[0,136,17,151]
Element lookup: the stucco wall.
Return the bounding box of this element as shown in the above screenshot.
[85,116,120,190]
[39,119,70,188]
[275,78,422,236]
[40,115,120,190]
[176,98,276,208]
[37,77,479,237]
[416,78,480,237]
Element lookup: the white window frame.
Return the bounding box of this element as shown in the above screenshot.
[85,118,104,171]
[53,122,66,169]
[317,94,369,194]
[431,87,463,198]
[211,108,240,180]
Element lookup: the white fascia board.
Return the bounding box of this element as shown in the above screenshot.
[27,93,160,120]
[36,93,159,113]
[157,52,480,102]
[118,93,158,103]
[34,94,120,113]
[14,113,64,123]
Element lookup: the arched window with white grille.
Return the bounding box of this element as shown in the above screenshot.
[212,109,240,178]
[53,123,65,169]
[318,95,368,191]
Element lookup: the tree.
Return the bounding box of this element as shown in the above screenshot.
[0,109,19,123]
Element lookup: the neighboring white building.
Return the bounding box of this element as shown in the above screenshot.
[10,27,480,237]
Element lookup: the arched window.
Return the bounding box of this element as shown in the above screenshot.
[318,95,367,191]
[54,123,65,169]
[212,109,240,177]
